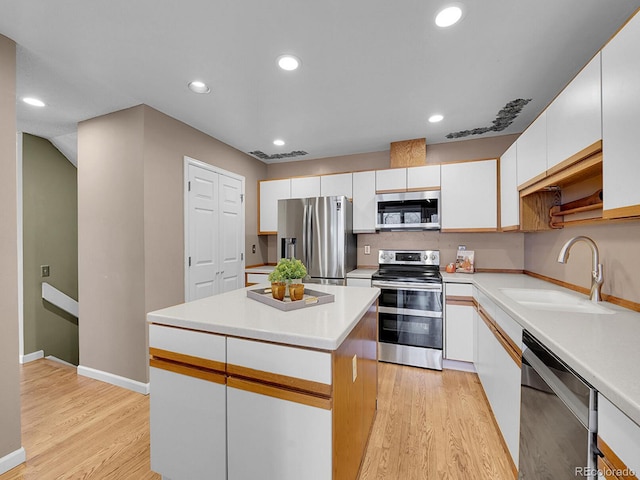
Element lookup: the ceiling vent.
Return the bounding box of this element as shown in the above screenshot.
[446,98,531,139]
[249,150,308,161]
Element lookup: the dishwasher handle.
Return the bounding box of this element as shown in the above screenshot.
[522,346,590,429]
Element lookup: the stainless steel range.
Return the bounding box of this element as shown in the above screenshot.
[371,249,443,370]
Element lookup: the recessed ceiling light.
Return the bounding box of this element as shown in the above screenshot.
[273,139,285,146]
[23,97,45,107]
[277,55,301,71]
[429,114,444,123]
[435,6,463,27]
[188,81,211,94]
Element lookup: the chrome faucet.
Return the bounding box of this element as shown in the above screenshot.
[557,236,603,302]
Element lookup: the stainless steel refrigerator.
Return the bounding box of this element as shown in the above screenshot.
[277,196,357,285]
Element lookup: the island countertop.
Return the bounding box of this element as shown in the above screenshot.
[147,284,380,351]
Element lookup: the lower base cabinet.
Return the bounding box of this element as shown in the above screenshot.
[227,385,332,479]
[474,294,522,470]
[150,367,227,480]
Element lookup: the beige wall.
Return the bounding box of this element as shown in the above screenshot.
[266,134,519,179]
[266,134,522,266]
[525,223,640,304]
[78,105,267,383]
[22,134,78,365]
[0,34,21,460]
[78,106,147,382]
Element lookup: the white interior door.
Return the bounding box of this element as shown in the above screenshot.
[188,164,219,300]
[218,174,243,293]
[185,157,245,302]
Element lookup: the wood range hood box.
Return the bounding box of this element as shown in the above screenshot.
[389,138,426,168]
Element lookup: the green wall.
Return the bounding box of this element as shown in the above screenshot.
[23,133,79,365]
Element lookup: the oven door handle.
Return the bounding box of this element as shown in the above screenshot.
[378,306,443,318]
[522,346,589,428]
[372,281,442,292]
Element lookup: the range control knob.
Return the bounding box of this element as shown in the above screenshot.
[430,253,437,261]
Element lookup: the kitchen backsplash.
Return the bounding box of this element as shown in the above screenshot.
[525,222,640,305]
[267,230,525,271]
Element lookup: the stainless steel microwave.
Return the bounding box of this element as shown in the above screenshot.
[375,191,441,231]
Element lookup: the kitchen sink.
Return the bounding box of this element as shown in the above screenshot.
[499,288,615,315]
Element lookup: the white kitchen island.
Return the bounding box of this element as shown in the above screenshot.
[147,284,380,480]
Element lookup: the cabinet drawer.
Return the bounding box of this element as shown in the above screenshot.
[227,337,332,387]
[246,273,270,284]
[494,307,523,350]
[347,277,372,287]
[598,394,640,474]
[446,283,473,298]
[149,324,226,363]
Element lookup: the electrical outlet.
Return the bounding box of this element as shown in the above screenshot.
[41,265,50,277]
[352,354,358,382]
[364,245,371,255]
[252,244,256,254]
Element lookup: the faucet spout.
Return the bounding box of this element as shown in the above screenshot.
[557,236,603,303]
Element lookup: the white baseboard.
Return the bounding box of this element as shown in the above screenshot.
[443,359,476,373]
[20,350,44,364]
[45,355,76,367]
[77,365,150,395]
[0,447,26,475]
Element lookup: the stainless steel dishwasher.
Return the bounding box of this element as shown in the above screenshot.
[518,331,597,479]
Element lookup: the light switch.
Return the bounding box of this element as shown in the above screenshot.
[41,265,50,277]
[364,245,371,255]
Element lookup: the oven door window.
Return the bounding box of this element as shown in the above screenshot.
[378,288,442,312]
[379,313,443,349]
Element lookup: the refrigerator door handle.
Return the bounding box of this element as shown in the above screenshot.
[306,203,313,266]
[302,203,309,265]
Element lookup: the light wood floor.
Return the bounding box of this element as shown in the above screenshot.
[1,359,513,480]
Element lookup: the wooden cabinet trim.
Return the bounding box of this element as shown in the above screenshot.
[149,347,226,373]
[227,363,332,398]
[375,188,407,194]
[477,306,522,368]
[598,436,638,480]
[445,296,475,306]
[603,204,640,219]
[150,357,227,385]
[501,225,520,232]
[440,228,498,233]
[227,376,332,410]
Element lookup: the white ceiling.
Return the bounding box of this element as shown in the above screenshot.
[2,1,639,164]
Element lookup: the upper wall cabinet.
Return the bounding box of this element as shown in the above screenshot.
[375,168,406,192]
[546,54,602,173]
[407,165,440,190]
[291,176,320,199]
[500,143,519,230]
[352,171,377,233]
[320,173,352,198]
[602,11,640,218]
[516,110,547,188]
[259,179,290,234]
[441,159,497,231]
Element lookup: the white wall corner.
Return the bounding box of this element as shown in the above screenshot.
[0,447,26,475]
[19,350,44,364]
[77,365,150,395]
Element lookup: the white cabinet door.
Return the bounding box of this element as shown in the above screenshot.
[321,173,353,197]
[150,367,226,480]
[598,394,640,474]
[517,111,547,187]
[227,385,332,480]
[500,142,519,229]
[291,176,320,199]
[346,277,372,287]
[547,54,602,172]
[445,304,474,362]
[376,168,407,192]
[602,11,640,218]
[407,165,440,190]
[259,179,290,233]
[353,170,377,233]
[441,159,497,231]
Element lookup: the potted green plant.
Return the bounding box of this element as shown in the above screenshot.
[268,258,307,301]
